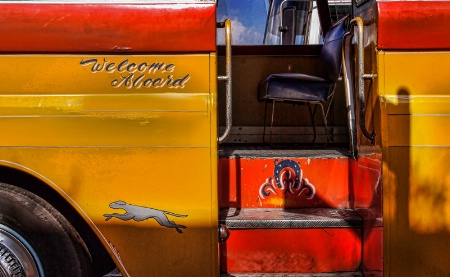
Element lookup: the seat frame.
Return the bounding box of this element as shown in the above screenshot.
[262,82,337,145]
[259,15,349,146]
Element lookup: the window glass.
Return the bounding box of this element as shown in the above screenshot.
[329,1,352,23]
[217,0,270,45]
[264,0,312,45]
[217,0,351,45]
[0,0,214,2]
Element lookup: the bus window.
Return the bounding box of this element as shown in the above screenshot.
[329,0,352,23]
[264,0,313,45]
[217,0,351,45]
[217,0,270,45]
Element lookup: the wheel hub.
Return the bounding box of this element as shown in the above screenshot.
[0,227,39,277]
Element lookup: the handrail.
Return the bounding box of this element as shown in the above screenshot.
[342,27,358,159]
[351,17,376,145]
[217,19,232,144]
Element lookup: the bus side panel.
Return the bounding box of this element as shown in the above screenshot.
[0,3,216,53]
[0,54,218,277]
[378,1,450,50]
[379,51,450,277]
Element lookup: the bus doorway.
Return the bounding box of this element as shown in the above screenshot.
[217,0,383,276]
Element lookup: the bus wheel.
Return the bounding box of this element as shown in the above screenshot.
[0,183,93,276]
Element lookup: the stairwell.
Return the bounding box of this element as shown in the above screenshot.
[218,146,383,277]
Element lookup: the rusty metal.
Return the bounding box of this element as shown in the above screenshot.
[219,224,230,243]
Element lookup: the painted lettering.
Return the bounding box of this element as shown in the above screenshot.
[127,62,137,73]
[80,58,106,73]
[111,73,134,88]
[117,59,129,73]
[133,74,145,89]
[137,62,148,72]
[143,77,154,88]
[81,58,189,90]
[105,62,116,73]
[170,74,190,89]
[165,64,175,73]
[148,63,165,74]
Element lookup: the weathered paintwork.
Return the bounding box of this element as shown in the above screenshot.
[378,51,450,276]
[350,154,383,274]
[0,2,219,275]
[0,3,216,53]
[221,228,362,273]
[0,53,218,276]
[378,1,450,50]
[219,151,383,274]
[355,1,450,275]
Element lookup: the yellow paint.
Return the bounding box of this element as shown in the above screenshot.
[0,55,209,94]
[379,51,450,276]
[208,53,219,277]
[0,54,218,277]
[382,52,450,97]
[384,95,450,115]
[387,116,450,146]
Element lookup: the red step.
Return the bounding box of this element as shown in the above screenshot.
[219,147,352,209]
[221,273,363,277]
[219,208,362,274]
[218,146,383,276]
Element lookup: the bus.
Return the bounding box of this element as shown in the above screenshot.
[0,0,448,276]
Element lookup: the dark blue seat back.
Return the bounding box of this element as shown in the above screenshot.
[318,16,348,82]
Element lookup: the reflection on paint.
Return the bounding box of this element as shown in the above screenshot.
[410,149,450,233]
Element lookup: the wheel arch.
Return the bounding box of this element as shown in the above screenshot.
[0,162,117,276]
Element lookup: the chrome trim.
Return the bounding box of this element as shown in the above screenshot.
[351,17,376,145]
[0,224,42,277]
[217,19,233,144]
[342,27,358,159]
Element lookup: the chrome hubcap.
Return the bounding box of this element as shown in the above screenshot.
[0,226,40,277]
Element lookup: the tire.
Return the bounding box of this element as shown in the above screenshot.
[0,183,93,277]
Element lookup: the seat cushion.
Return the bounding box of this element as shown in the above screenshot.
[259,73,331,102]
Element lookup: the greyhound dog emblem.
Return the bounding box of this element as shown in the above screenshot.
[103,201,188,233]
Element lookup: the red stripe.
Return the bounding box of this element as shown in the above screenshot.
[0,3,216,53]
[378,2,450,50]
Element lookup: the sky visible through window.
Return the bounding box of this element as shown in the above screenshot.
[217,0,270,45]
[217,0,351,45]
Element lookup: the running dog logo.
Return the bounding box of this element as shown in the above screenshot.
[103,201,188,233]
